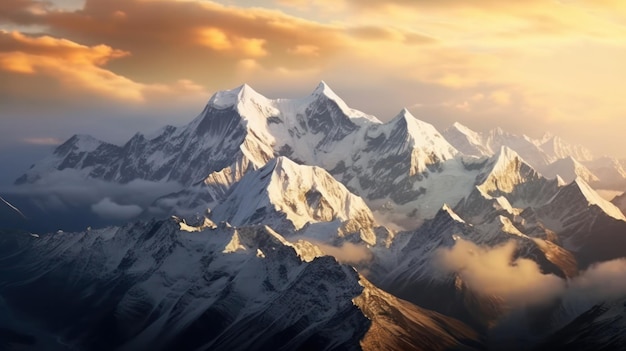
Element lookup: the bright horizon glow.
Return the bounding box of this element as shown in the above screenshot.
[0,0,626,160]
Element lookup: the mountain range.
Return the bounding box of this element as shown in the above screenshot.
[2,82,626,350]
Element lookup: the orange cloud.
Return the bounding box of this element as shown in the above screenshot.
[197,25,270,58]
[5,0,355,103]
[0,30,208,102]
[287,44,319,56]
[436,238,565,308]
[347,25,435,44]
[22,137,62,145]
[197,27,232,51]
[0,30,142,100]
[0,0,45,22]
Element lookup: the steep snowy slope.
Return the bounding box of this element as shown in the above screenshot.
[538,135,594,162]
[541,157,600,184]
[14,134,121,185]
[444,125,553,168]
[612,192,626,215]
[333,108,472,227]
[210,156,379,245]
[442,123,626,190]
[531,178,626,265]
[473,146,560,208]
[538,178,625,227]
[583,156,626,188]
[442,122,492,157]
[0,221,481,351]
[483,128,553,168]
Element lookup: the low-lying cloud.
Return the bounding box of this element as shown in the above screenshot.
[1,169,183,225]
[435,238,565,308]
[435,238,626,311]
[291,237,373,265]
[315,241,373,265]
[567,258,626,302]
[91,197,142,220]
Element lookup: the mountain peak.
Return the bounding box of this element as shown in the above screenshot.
[490,126,506,136]
[541,156,599,184]
[388,108,458,160]
[494,145,522,164]
[268,156,300,176]
[54,133,104,155]
[451,121,476,134]
[486,146,536,177]
[562,177,626,221]
[442,122,491,157]
[311,80,341,100]
[211,156,377,237]
[440,204,465,223]
[391,108,418,124]
[539,134,594,161]
[306,81,381,125]
[540,132,555,143]
[208,83,268,109]
[476,146,541,195]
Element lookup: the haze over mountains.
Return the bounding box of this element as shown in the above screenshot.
[1,82,626,350]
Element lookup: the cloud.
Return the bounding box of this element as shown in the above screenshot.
[343,0,626,40]
[292,238,373,265]
[436,237,626,315]
[568,258,626,302]
[91,197,142,220]
[196,27,268,58]
[0,30,209,102]
[0,0,45,23]
[14,0,348,83]
[550,258,626,332]
[3,169,184,213]
[317,242,373,265]
[287,44,320,57]
[435,238,566,308]
[347,25,435,44]
[22,137,62,145]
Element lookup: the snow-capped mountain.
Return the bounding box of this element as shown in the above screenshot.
[530,178,626,265]
[369,202,576,319]
[538,134,594,162]
[612,191,626,215]
[7,82,626,349]
[14,82,472,228]
[451,149,626,267]
[209,156,379,245]
[11,82,625,258]
[443,123,552,167]
[440,122,492,157]
[442,122,626,190]
[473,146,559,207]
[443,123,595,167]
[18,82,624,236]
[0,219,481,351]
[541,156,599,184]
[582,156,626,189]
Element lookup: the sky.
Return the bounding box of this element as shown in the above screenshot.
[1,0,626,184]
